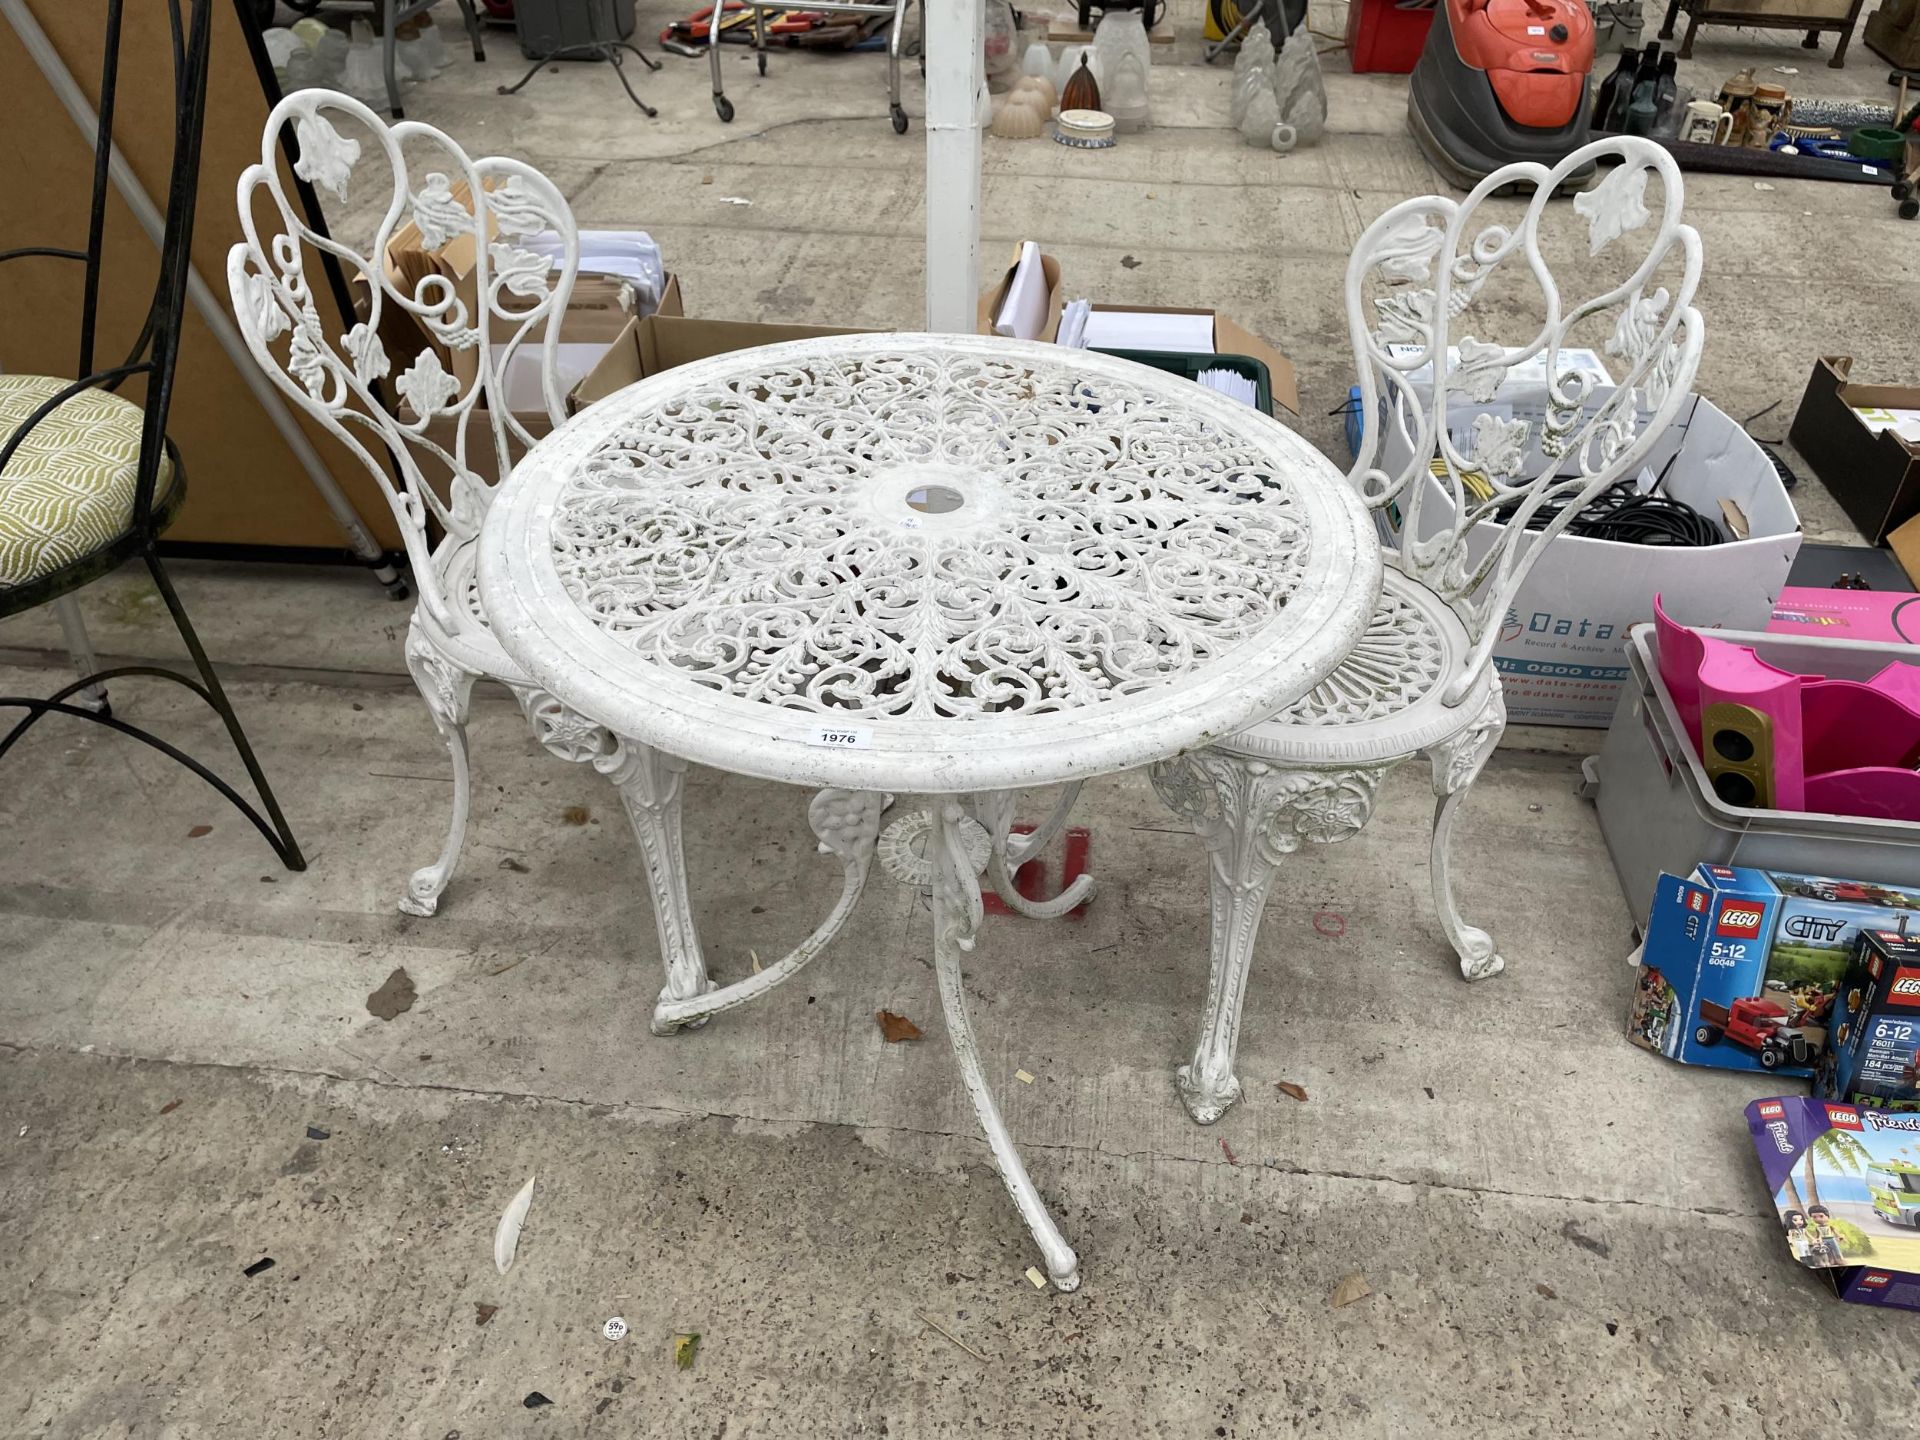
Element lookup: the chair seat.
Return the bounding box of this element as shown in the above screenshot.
[1220,567,1497,766]
[427,532,528,683]
[0,375,172,590]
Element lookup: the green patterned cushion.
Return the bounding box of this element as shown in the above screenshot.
[0,373,171,589]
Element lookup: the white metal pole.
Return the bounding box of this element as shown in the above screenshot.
[3,0,400,585]
[922,0,984,332]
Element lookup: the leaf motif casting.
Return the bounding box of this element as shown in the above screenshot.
[292,111,361,203]
[345,323,390,386]
[409,173,472,250]
[1573,161,1652,255]
[396,349,460,418]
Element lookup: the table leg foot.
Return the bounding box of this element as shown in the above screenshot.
[930,801,1081,1292]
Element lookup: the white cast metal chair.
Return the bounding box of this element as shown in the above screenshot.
[228,90,586,918]
[1148,137,1705,1122]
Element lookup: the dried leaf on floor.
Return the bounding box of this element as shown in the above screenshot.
[1328,1272,1372,1309]
[1535,1283,1556,1300]
[159,1099,183,1115]
[750,949,762,974]
[499,857,531,873]
[1275,1082,1309,1103]
[187,825,212,838]
[494,1175,536,1275]
[562,805,592,826]
[475,1302,499,1326]
[875,1010,923,1043]
[674,1332,701,1369]
[366,967,417,1021]
[1219,1138,1239,1166]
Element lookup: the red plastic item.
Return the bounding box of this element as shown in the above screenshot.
[1447,0,1593,128]
[1345,0,1437,74]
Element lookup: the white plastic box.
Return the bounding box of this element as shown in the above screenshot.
[1383,390,1802,726]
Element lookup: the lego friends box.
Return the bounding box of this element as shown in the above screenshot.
[1746,1096,1920,1311]
[1629,866,1920,1077]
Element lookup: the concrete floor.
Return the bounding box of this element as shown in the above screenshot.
[7,2,1920,1435]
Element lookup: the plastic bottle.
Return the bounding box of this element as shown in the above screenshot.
[1591,48,1637,131]
[1625,45,1661,135]
[1653,52,1679,125]
[1612,43,1658,130]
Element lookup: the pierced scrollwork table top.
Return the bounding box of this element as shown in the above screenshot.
[479,334,1381,793]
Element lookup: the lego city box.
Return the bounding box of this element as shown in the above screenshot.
[1628,865,1920,1077]
[1814,928,1920,1111]
[1746,1095,1920,1311]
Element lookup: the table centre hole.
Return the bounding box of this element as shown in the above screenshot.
[906,484,966,515]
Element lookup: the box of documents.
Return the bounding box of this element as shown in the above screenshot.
[1074,306,1299,417]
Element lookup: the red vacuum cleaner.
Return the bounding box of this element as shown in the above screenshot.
[1408,0,1596,189]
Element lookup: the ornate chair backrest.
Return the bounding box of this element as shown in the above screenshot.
[227,90,580,638]
[1344,137,1704,706]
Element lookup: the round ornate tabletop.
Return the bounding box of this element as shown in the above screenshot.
[479,333,1381,794]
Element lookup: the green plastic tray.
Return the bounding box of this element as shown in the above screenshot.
[1091,348,1275,417]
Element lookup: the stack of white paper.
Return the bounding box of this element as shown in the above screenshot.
[994,241,1051,341]
[1080,310,1216,354]
[1198,366,1258,408]
[1057,298,1092,349]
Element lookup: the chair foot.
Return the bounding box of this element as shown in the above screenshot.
[1455,930,1506,981]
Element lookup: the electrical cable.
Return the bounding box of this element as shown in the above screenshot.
[1489,473,1725,545]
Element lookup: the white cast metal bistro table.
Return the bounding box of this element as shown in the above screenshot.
[478,333,1381,1289]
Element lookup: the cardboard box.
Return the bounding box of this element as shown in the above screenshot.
[572,311,877,412]
[1388,391,1801,726]
[1747,1095,1920,1311]
[412,275,682,490]
[1788,356,1920,545]
[977,246,1065,344]
[1815,928,1920,1110]
[1768,585,1920,645]
[1625,864,1920,1077]
[1080,304,1301,418]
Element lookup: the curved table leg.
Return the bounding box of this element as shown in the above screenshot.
[1151,750,1386,1124]
[597,739,717,1033]
[929,800,1081,1292]
[651,788,886,1030]
[969,787,1095,919]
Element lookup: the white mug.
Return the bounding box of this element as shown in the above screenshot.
[1681,99,1734,145]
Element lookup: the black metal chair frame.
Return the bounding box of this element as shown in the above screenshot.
[0,0,304,871]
